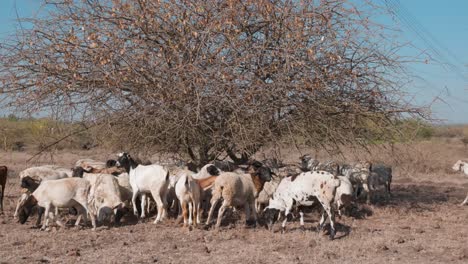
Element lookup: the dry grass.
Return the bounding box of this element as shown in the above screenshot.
[1,140,468,264]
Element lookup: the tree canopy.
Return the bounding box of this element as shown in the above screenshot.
[0,0,425,166]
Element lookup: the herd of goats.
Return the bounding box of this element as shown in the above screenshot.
[0,153,467,240]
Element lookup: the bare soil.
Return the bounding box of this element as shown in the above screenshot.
[1,143,468,264]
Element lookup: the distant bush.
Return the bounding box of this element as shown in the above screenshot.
[432,125,468,139]
[0,117,94,151]
[393,119,434,141]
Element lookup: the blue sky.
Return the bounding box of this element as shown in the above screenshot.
[1,0,467,123]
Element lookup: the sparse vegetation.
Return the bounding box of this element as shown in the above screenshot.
[0,116,93,152]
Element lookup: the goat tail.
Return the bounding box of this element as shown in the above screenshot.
[185,175,192,190]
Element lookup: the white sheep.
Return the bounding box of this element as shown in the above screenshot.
[75,159,107,171]
[341,163,372,204]
[83,173,125,224]
[19,165,72,182]
[116,152,170,224]
[206,162,273,230]
[335,176,354,216]
[256,176,281,212]
[263,171,341,239]
[17,177,96,230]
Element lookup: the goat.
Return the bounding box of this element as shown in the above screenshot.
[116,152,170,224]
[14,165,74,220]
[173,164,220,226]
[17,177,96,230]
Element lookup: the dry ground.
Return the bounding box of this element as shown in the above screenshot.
[1,140,468,264]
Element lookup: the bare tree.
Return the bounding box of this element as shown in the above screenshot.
[0,0,426,166]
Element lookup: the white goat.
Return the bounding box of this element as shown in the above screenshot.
[14,165,74,220]
[175,173,202,227]
[17,177,96,230]
[116,152,169,224]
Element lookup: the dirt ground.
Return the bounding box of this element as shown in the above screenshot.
[1,142,468,264]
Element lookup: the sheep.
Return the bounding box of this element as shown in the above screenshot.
[19,165,72,182]
[75,159,107,171]
[452,160,468,176]
[335,176,354,216]
[256,176,281,212]
[116,152,170,224]
[114,172,132,202]
[0,166,7,213]
[205,161,273,230]
[14,165,74,220]
[263,171,341,239]
[82,173,125,224]
[368,163,392,201]
[72,166,126,177]
[17,177,96,231]
[173,164,220,227]
[340,162,372,203]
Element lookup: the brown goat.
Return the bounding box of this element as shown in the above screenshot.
[0,166,7,213]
